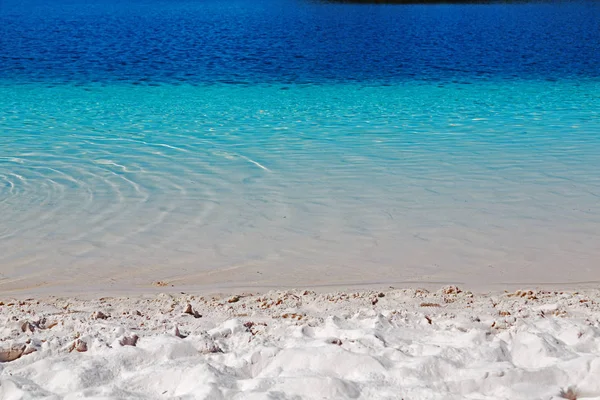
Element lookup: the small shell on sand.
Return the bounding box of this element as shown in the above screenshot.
[68,339,88,353]
[36,317,58,330]
[507,290,538,300]
[75,339,88,352]
[442,286,463,295]
[0,344,26,363]
[92,311,109,320]
[119,334,139,347]
[183,304,201,318]
[21,318,58,332]
[420,302,441,307]
[199,341,223,354]
[559,386,579,400]
[21,321,35,333]
[174,326,187,339]
[45,321,59,329]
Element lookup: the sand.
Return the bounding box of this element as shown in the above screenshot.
[1,285,600,399]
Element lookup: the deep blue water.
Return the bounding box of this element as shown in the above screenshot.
[1,0,599,85]
[1,0,600,291]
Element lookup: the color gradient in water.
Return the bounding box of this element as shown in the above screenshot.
[1,0,599,292]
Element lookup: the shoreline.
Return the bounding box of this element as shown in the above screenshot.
[2,285,600,399]
[3,278,600,299]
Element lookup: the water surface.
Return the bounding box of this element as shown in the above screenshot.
[1,0,599,292]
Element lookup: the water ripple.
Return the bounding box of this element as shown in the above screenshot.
[0,81,599,290]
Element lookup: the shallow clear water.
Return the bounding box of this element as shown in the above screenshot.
[1,0,599,292]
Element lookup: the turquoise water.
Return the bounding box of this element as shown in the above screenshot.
[1,80,600,290]
[1,0,600,291]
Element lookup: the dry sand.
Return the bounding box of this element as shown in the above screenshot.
[2,285,600,399]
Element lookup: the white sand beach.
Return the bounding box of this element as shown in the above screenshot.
[2,285,600,399]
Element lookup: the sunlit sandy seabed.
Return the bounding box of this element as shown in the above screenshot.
[1,80,599,293]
